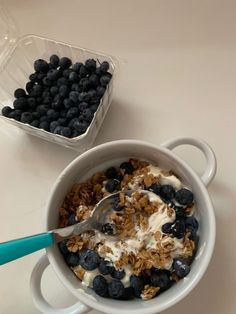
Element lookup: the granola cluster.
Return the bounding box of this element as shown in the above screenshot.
[58,159,198,301]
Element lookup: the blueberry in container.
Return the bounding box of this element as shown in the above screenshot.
[0,7,117,152]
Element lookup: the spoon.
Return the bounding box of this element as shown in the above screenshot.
[0,191,122,265]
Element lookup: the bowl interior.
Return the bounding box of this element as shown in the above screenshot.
[46,140,215,314]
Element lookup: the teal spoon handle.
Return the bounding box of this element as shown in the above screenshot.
[0,232,54,265]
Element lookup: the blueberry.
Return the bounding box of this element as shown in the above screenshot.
[79,65,89,78]
[105,167,118,179]
[39,115,50,123]
[108,279,124,299]
[59,57,72,69]
[69,71,79,83]
[20,112,33,124]
[42,90,50,99]
[30,120,39,127]
[13,97,28,110]
[69,91,79,103]
[51,97,63,110]
[63,68,73,78]
[65,253,80,267]
[47,69,60,81]
[101,223,116,235]
[85,59,96,72]
[185,216,199,230]
[172,219,185,239]
[100,74,111,87]
[73,121,88,133]
[60,109,67,118]
[47,109,59,121]
[67,117,78,128]
[71,130,80,138]
[32,111,40,120]
[176,188,194,206]
[98,260,114,275]
[62,98,73,109]
[36,104,48,115]
[30,85,43,97]
[87,89,97,101]
[72,62,83,73]
[34,59,49,72]
[173,259,190,278]
[121,287,135,300]
[147,183,161,195]
[43,96,52,106]
[130,275,144,297]
[1,106,12,117]
[58,239,69,256]
[39,121,49,131]
[68,213,77,225]
[71,83,80,92]
[53,125,63,135]
[96,86,106,98]
[49,54,60,68]
[78,92,89,102]
[82,108,94,122]
[8,110,20,121]
[161,222,173,234]
[50,120,59,132]
[43,76,52,87]
[29,73,39,83]
[59,85,69,98]
[174,205,186,218]
[57,77,68,87]
[14,88,26,98]
[150,269,171,290]
[27,97,36,109]
[66,107,79,119]
[60,127,72,138]
[37,72,46,81]
[78,115,86,122]
[88,74,100,88]
[105,179,120,193]
[100,61,109,73]
[78,102,88,112]
[25,81,34,93]
[90,104,99,113]
[112,268,125,280]
[160,185,175,201]
[14,109,22,116]
[36,96,43,106]
[113,196,123,212]
[57,117,68,126]
[49,86,58,96]
[120,161,134,174]
[79,249,100,271]
[187,225,198,241]
[93,275,108,297]
[79,78,91,91]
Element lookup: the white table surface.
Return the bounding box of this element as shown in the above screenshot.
[0,0,235,313]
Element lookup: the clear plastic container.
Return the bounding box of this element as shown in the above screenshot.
[0,7,116,151]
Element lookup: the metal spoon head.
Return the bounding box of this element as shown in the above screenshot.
[90,189,158,232]
[90,191,121,231]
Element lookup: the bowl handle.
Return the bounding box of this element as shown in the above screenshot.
[30,254,91,314]
[161,137,217,186]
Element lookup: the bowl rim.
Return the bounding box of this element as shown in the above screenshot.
[45,139,216,314]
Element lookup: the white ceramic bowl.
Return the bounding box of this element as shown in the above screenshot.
[30,136,216,314]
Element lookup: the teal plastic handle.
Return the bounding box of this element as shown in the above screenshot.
[0,232,54,265]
